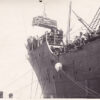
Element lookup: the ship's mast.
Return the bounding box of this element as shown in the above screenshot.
[66,1,72,44]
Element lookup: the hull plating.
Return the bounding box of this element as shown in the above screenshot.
[28,38,100,98]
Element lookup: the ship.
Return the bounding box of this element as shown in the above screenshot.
[26,0,100,98]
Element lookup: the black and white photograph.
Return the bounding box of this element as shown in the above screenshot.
[0,0,100,99]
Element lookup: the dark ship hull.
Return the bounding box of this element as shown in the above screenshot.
[28,38,100,98]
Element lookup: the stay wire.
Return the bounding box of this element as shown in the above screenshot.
[2,69,32,90]
[30,71,34,100]
[61,70,100,97]
[34,81,39,98]
[12,79,39,95]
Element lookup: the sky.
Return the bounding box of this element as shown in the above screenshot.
[0,0,100,99]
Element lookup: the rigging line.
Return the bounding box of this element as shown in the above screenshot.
[70,27,86,34]
[61,70,100,97]
[43,1,47,17]
[40,79,47,98]
[2,69,32,90]
[12,80,38,94]
[34,81,39,98]
[39,0,47,17]
[12,84,32,99]
[28,48,42,98]
[30,71,34,100]
[63,27,85,37]
[14,85,32,100]
[13,83,32,93]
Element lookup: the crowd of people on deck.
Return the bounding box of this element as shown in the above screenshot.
[26,34,46,51]
[26,28,63,52]
[65,26,100,52]
[26,26,100,54]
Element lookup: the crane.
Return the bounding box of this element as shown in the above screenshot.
[72,10,94,33]
[89,7,100,30]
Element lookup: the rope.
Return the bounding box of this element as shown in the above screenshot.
[40,79,47,98]
[34,81,39,98]
[61,70,100,97]
[2,69,32,90]
[12,79,39,94]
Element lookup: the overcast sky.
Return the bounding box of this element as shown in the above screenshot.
[0,0,100,99]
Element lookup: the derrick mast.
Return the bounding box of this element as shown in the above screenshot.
[72,7,100,33]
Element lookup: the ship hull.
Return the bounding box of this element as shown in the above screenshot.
[28,38,100,98]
